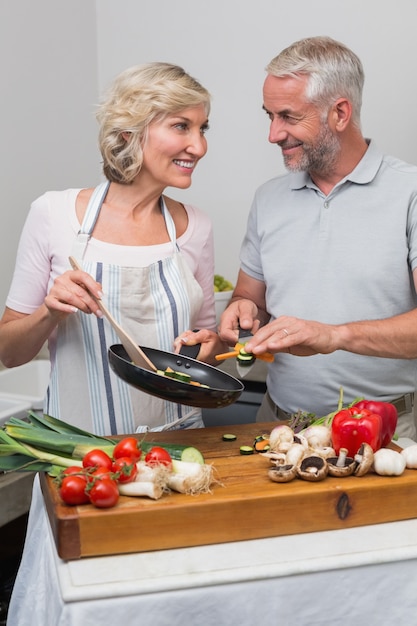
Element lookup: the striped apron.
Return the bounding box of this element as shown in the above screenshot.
[46,182,204,435]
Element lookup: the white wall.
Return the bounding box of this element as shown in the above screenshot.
[96,0,417,285]
[1,1,417,310]
[0,0,99,308]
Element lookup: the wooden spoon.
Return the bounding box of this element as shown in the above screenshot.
[69,256,157,372]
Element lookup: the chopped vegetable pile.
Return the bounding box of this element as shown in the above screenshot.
[157,367,209,387]
[230,387,417,482]
[241,390,417,482]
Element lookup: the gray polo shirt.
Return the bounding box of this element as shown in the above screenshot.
[240,140,417,415]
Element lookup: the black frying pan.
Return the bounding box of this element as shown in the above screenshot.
[108,343,244,408]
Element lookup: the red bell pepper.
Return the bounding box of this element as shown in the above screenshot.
[352,400,398,447]
[331,407,383,457]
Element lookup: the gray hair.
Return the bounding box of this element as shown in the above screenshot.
[266,36,364,127]
[96,62,211,183]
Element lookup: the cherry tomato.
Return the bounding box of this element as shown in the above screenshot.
[144,446,172,468]
[113,437,142,462]
[86,466,114,484]
[62,465,84,476]
[82,449,113,471]
[59,474,90,505]
[88,476,119,509]
[112,457,138,483]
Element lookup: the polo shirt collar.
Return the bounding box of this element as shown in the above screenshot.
[290,139,383,190]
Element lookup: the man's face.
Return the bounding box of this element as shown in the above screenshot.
[262,74,340,176]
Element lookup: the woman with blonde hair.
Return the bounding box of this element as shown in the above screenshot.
[0,62,226,434]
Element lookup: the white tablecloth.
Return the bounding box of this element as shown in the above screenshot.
[8,461,417,626]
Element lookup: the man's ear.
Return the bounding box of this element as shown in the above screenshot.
[330,97,352,132]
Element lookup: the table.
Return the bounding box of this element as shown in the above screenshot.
[7,468,417,626]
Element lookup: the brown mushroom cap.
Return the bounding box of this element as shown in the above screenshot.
[297,455,328,482]
[268,464,298,483]
[354,443,374,477]
[327,456,356,477]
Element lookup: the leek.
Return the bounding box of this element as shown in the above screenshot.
[24,411,113,441]
[0,413,115,475]
[4,422,115,459]
[0,454,54,473]
[0,428,80,473]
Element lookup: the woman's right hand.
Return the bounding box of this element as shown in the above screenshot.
[0,267,105,368]
[44,268,104,320]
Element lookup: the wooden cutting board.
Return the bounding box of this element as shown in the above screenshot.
[40,422,417,560]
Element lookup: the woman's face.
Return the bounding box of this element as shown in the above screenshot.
[141,104,209,189]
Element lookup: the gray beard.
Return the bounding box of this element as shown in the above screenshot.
[283,124,341,176]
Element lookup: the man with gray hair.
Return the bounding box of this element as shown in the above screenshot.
[219,36,417,439]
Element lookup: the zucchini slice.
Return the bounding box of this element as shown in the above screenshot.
[163,367,192,383]
[239,445,254,455]
[236,347,255,367]
[222,433,237,441]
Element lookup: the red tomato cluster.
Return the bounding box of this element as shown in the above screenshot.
[58,438,172,509]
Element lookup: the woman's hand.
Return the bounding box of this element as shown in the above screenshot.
[44,268,104,320]
[173,329,229,366]
[0,267,105,368]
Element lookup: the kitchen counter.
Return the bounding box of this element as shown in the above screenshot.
[0,357,49,528]
[8,471,417,626]
[0,472,34,527]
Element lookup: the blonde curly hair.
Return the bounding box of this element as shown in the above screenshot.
[96,62,211,184]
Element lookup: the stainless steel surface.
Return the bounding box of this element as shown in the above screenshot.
[219,357,268,384]
[236,326,255,379]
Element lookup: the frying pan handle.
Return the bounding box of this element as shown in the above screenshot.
[178,329,201,359]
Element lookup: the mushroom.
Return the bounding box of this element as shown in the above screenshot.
[264,451,287,466]
[310,446,336,460]
[297,455,328,482]
[268,464,298,483]
[353,443,374,477]
[327,447,356,477]
[285,443,306,467]
[293,433,309,450]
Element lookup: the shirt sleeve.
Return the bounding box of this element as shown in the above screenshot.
[407,192,417,275]
[6,193,54,313]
